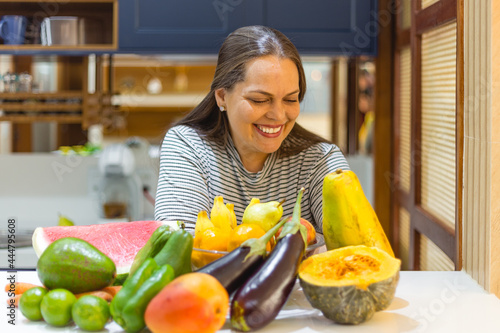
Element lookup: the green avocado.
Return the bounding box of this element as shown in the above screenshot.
[37,237,116,293]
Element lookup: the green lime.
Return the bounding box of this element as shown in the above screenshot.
[19,287,48,321]
[40,289,77,327]
[72,295,110,331]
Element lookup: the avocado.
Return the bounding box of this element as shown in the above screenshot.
[37,237,116,293]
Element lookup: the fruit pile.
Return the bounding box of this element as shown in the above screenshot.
[8,237,123,331]
[5,169,400,332]
[192,196,286,268]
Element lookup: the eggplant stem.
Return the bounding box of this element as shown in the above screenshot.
[241,216,288,262]
[276,188,307,249]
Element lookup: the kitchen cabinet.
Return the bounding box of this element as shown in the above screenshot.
[118,0,378,56]
[0,55,115,153]
[101,55,216,142]
[1,0,377,55]
[118,0,261,54]
[0,0,117,54]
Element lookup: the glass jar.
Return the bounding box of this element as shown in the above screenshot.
[2,72,17,92]
[18,72,32,92]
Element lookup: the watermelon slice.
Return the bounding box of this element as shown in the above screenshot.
[32,220,180,275]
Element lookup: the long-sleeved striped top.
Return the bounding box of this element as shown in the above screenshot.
[154,125,350,233]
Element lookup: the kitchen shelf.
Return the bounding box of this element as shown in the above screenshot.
[0,92,82,99]
[0,90,83,122]
[112,93,206,109]
[0,114,82,123]
[0,103,81,112]
[0,0,117,54]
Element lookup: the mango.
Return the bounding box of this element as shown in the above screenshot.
[276,217,317,245]
[37,237,116,293]
[145,272,228,333]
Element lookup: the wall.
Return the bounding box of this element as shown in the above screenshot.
[463,0,500,297]
[0,154,101,230]
[0,153,158,230]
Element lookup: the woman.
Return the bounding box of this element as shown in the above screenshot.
[154,25,349,232]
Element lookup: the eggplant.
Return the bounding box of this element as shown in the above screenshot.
[230,232,305,331]
[196,246,265,295]
[197,216,289,295]
[230,188,308,332]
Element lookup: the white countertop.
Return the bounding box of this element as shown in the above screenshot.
[2,270,500,332]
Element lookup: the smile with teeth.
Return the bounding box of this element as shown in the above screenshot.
[256,125,282,134]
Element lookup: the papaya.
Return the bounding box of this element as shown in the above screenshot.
[322,169,395,257]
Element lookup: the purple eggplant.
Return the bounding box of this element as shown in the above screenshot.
[196,246,264,295]
[230,189,308,331]
[197,216,288,295]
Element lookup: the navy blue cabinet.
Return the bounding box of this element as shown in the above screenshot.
[118,0,378,56]
[264,0,378,56]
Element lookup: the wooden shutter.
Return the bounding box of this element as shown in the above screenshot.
[393,0,463,270]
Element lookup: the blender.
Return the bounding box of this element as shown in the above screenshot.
[97,143,143,222]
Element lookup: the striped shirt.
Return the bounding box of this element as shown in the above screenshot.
[154,125,350,233]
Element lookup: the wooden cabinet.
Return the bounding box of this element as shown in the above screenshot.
[0,55,112,145]
[0,0,117,54]
[118,0,378,56]
[0,91,83,123]
[100,55,216,142]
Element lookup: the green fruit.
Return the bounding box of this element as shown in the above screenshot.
[19,287,48,321]
[72,295,110,331]
[40,289,77,327]
[37,237,117,294]
[242,200,284,232]
[58,214,74,226]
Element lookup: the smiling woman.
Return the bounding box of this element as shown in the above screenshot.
[154,25,350,233]
[215,55,301,172]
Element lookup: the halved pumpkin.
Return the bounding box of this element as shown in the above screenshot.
[298,245,401,325]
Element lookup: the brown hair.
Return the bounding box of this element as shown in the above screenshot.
[173,25,329,156]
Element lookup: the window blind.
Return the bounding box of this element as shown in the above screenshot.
[399,47,412,193]
[421,0,440,9]
[399,207,411,270]
[420,21,457,230]
[420,234,455,270]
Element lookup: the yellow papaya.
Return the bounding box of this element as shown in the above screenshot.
[322,169,395,257]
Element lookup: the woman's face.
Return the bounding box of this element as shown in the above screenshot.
[215,55,301,172]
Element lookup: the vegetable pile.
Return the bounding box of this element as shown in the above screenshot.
[5,169,399,332]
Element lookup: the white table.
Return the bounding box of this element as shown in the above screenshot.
[2,270,500,332]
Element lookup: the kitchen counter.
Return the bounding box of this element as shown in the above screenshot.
[2,270,500,332]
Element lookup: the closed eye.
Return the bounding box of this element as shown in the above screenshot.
[250,99,268,104]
